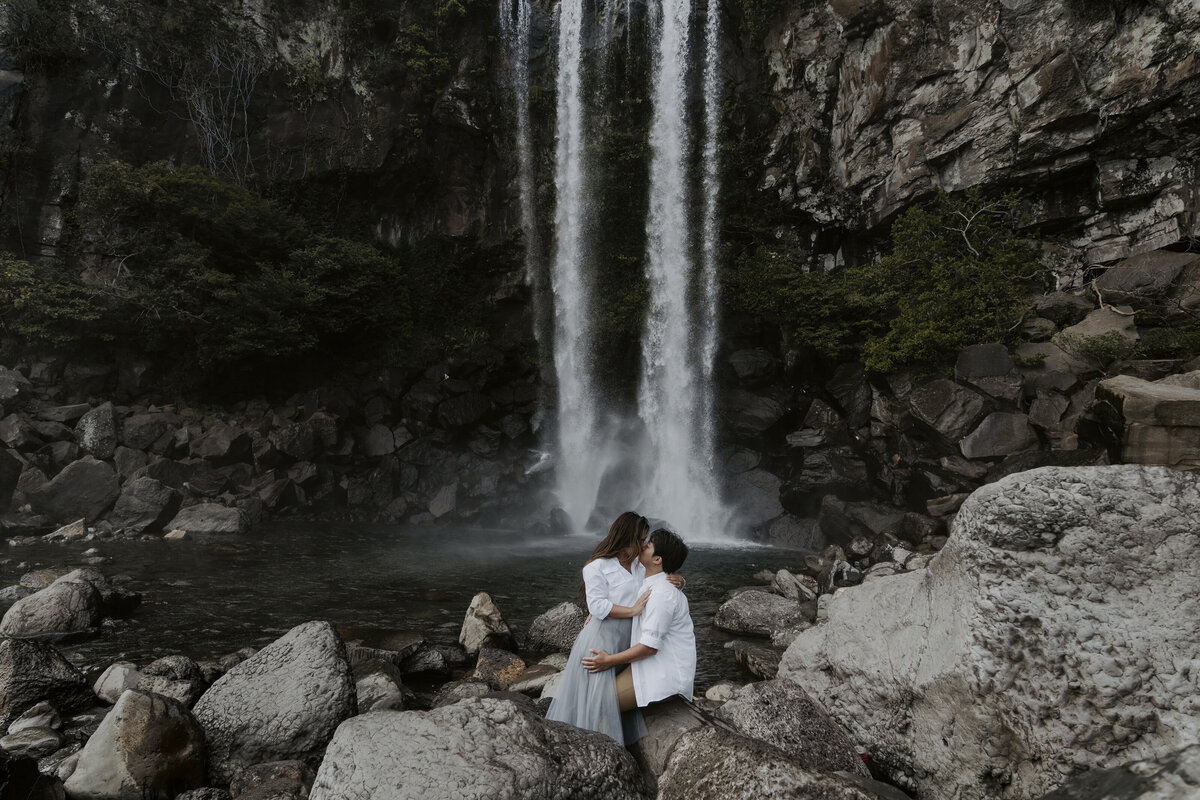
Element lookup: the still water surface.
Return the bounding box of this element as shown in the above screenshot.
[1,523,798,689]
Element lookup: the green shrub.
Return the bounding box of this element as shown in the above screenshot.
[0,161,412,388]
[1056,330,1137,366]
[860,189,1047,372]
[0,0,79,72]
[725,189,1049,372]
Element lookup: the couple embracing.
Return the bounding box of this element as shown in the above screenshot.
[546,511,696,746]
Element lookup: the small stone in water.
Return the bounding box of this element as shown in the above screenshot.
[82,548,99,556]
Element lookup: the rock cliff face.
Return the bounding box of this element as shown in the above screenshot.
[760,0,1200,270]
[5,1,1198,268]
[0,0,513,256]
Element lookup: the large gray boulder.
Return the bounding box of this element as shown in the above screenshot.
[63,689,206,800]
[108,476,182,535]
[1096,375,1200,469]
[0,366,32,405]
[778,466,1200,800]
[959,412,1039,459]
[121,412,182,451]
[656,726,895,800]
[727,469,784,527]
[713,680,867,777]
[714,591,808,638]
[728,391,787,438]
[0,638,94,729]
[75,402,118,460]
[27,456,120,523]
[308,697,648,800]
[0,568,104,635]
[1093,249,1199,305]
[524,602,585,654]
[908,379,986,442]
[192,621,356,784]
[1035,743,1200,799]
[166,503,248,537]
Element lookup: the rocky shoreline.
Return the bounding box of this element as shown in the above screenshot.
[0,464,1195,799]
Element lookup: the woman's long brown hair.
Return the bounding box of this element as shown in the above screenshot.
[578,511,650,600]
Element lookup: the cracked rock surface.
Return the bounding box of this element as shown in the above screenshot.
[192,620,355,785]
[308,697,649,800]
[779,465,1200,799]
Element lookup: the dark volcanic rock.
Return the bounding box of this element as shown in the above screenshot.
[108,476,182,535]
[0,639,94,729]
[192,620,356,784]
[27,456,120,523]
[713,680,868,777]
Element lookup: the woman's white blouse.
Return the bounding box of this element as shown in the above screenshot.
[581,556,646,619]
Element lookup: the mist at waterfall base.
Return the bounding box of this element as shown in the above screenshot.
[8,522,797,685]
[502,0,733,543]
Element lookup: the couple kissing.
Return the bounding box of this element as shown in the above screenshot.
[546,512,696,746]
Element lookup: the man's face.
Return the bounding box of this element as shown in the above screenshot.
[640,539,657,568]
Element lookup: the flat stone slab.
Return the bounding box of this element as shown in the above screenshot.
[1097,374,1200,427]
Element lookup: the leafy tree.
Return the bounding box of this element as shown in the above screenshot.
[725,189,1048,372]
[860,189,1047,372]
[0,161,411,389]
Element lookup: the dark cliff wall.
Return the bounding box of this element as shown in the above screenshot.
[755,0,1200,271]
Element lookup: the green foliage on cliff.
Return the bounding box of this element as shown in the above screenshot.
[734,0,789,43]
[726,190,1048,372]
[0,162,410,387]
[859,189,1046,372]
[0,0,80,71]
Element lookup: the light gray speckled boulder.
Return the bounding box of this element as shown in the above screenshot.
[308,697,649,800]
[524,602,585,654]
[192,621,355,785]
[713,680,867,777]
[713,590,807,637]
[0,569,103,636]
[64,688,205,800]
[656,726,897,800]
[779,466,1200,800]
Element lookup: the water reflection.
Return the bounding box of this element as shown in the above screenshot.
[1,523,794,687]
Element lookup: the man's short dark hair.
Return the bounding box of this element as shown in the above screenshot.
[650,528,688,574]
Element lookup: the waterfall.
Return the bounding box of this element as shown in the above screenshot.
[637,0,729,541]
[550,0,607,530]
[500,0,550,378]
[698,0,722,470]
[521,0,730,538]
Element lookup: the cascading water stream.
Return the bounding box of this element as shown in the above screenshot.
[500,0,550,401]
[550,0,607,530]
[698,0,722,469]
[637,0,729,541]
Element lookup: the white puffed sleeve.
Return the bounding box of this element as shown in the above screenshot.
[581,559,614,620]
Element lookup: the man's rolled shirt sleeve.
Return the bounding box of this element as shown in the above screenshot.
[637,592,671,650]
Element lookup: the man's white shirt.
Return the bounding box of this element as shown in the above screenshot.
[630,571,696,706]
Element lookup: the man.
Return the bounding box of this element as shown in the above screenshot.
[581,528,696,711]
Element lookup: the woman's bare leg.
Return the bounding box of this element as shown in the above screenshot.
[615,667,638,712]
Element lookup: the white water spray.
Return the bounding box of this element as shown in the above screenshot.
[637,0,729,541]
[698,0,722,462]
[551,0,607,530]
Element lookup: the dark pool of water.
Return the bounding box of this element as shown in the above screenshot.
[0,523,800,689]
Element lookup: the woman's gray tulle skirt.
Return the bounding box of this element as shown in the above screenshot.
[545,616,647,746]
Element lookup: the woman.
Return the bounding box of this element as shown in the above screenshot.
[545,511,653,745]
